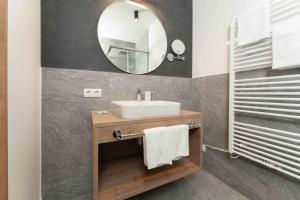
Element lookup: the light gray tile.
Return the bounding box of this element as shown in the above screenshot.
[109,72,163,101]
[42,100,106,199]
[42,68,110,103]
[42,165,92,200]
[192,74,229,146]
[42,134,92,174]
[42,101,109,138]
[159,76,192,101]
[192,78,203,111]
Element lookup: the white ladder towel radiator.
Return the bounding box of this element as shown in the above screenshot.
[229,0,300,180]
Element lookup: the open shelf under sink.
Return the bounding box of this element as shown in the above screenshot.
[92,110,203,200]
[98,155,200,200]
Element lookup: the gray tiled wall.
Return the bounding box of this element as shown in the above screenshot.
[42,67,300,200]
[192,73,300,200]
[42,68,192,200]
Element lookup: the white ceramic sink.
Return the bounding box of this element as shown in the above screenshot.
[111,101,181,119]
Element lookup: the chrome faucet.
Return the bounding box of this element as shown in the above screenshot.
[137,89,142,101]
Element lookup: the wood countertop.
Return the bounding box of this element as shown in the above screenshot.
[92,110,202,128]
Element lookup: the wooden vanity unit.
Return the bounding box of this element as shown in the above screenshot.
[92,110,203,200]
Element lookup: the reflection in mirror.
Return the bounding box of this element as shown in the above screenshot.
[97,1,167,74]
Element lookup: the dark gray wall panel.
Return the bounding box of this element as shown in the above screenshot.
[41,0,192,77]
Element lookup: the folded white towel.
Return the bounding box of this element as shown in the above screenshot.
[143,125,190,170]
[143,127,172,170]
[238,1,270,46]
[168,125,189,161]
[272,17,300,70]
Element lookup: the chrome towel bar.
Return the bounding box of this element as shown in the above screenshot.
[112,122,201,140]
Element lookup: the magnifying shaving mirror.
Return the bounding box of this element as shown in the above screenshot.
[167,39,186,62]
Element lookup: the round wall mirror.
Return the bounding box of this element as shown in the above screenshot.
[97,1,168,74]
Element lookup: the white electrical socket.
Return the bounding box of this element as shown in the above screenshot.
[84,88,102,98]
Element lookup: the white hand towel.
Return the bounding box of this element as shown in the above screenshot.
[167,125,189,161]
[143,127,173,170]
[272,17,300,70]
[238,1,270,46]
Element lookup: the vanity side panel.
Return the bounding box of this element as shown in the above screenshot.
[93,127,99,200]
[188,126,202,167]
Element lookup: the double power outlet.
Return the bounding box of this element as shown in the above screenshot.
[84,88,102,98]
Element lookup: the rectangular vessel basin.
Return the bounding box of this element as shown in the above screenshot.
[111,101,181,119]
